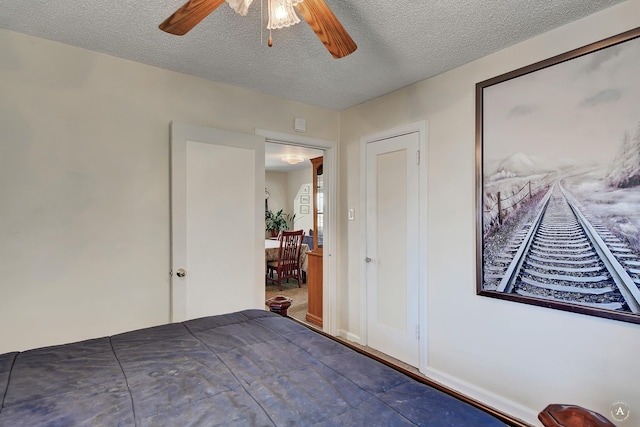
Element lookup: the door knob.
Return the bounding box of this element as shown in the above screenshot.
[176,268,187,277]
[365,257,372,263]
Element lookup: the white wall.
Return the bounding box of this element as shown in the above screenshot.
[265,168,313,234]
[265,171,289,215]
[339,1,640,425]
[0,29,340,353]
[287,168,313,234]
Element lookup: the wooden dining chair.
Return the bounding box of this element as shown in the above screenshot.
[266,230,304,291]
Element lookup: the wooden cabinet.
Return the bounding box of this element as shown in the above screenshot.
[305,251,323,327]
[306,156,323,327]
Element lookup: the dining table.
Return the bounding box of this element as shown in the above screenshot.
[264,238,309,273]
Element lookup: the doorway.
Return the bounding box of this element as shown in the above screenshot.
[360,121,428,370]
[264,142,322,326]
[257,129,338,335]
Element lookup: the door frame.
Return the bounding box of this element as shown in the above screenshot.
[359,120,428,372]
[256,129,338,336]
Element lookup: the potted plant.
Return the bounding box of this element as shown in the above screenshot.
[265,209,289,237]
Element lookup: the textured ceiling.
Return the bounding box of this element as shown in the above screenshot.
[0,0,626,111]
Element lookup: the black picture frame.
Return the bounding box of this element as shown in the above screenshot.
[476,26,640,324]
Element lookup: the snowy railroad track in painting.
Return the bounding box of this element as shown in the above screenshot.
[490,183,640,313]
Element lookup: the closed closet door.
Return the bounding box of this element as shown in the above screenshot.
[365,131,420,367]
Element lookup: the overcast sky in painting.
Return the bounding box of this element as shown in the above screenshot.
[483,35,640,165]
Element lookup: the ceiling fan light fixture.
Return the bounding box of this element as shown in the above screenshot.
[226,0,254,16]
[159,0,356,59]
[282,154,305,165]
[267,0,302,30]
[227,0,253,16]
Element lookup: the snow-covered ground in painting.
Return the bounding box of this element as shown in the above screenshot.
[482,152,571,235]
[564,166,640,252]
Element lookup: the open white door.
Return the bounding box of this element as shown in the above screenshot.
[170,122,265,322]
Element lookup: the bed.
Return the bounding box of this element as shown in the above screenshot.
[0,309,519,426]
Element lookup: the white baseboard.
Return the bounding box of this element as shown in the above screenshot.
[336,328,361,344]
[421,367,540,426]
[334,329,538,424]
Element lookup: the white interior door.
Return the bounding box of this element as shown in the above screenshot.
[365,132,420,367]
[170,122,265,322]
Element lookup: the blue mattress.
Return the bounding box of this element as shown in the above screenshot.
[0,310,507,426]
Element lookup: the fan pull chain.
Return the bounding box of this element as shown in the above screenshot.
[261,0,273,47]
[267,0,273,47]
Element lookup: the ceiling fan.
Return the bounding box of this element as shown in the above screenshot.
[159,0,357,59]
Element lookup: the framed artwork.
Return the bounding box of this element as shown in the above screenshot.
[300,194,310,205]
[301,185,310,194]
[300,205,310,214]
[476,26,640,324]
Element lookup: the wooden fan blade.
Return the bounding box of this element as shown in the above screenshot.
[295,0,357,59]
[159,0,226,35]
